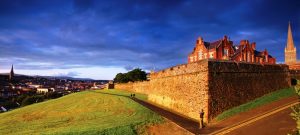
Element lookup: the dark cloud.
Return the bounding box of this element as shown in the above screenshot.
[0,0,299,75]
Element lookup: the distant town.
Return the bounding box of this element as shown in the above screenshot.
[0,65,109,112]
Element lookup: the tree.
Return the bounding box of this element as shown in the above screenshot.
[113,73,129,83]
[113,68,147,83]
[21,95,45,107]
[291,80,300,135]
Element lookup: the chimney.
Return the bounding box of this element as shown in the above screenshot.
[240,40,247,45]
[197,37,203,44]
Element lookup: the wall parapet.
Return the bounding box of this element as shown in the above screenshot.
[150,59,209,79]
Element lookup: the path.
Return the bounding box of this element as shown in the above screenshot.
[223,107,296,135]
[200,96,298,135]
[132,96,298,135]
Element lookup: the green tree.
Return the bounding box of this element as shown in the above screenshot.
[21,95,45,107]
[127,68,147,82]
[291,80,300,134]
[113,68,147,83]
[113,73,129,83]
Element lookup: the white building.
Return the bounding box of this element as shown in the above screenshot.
[37,88,49,94]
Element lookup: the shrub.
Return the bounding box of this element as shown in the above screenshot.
[21,95,45,107]
[291,80,300,135]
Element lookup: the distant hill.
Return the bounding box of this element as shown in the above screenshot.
[34,75,95,81]
[0,73,27,77]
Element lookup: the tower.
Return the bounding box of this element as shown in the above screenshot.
[9,65,14,81]
[285,22,297,64]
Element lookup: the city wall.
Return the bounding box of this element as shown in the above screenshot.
[115,60,291,122]
[290,70,300,80]
[115,60,210,122]
[207,61,290,119]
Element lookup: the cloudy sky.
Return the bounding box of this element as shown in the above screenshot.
[0,0,299,80]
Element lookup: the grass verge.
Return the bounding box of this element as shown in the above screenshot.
[215,87,296,121]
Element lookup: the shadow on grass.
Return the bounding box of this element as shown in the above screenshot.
[88,90,199,134]
[89,90,130,98]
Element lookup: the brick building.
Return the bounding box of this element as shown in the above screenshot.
[188,36,276,64]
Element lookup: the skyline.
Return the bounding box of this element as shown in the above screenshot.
[0,0,300,79]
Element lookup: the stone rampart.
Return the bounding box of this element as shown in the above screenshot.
[207,60,290,119]
[115,60,210,122]
[290,70,300,80]
[114,60,291,122]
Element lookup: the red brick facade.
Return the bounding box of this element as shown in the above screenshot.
[188,36,276,64]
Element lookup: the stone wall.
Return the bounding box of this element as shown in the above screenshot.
[114,82,133,91]
[114,60,291,122]
[115,60,210,122]
[149,62,209,122]
[290,70,300,80]
[207,60,290,119]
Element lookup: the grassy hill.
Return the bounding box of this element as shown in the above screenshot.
[0,90,163,135]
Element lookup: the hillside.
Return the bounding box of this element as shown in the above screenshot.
[0,90,162,135]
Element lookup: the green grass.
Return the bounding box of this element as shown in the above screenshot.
[215,87,296,121]
[0,89,163,135]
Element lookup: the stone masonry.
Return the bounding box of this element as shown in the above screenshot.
[115,60,291,123]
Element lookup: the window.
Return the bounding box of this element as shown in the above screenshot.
[204,53,207,59]
[198,51,203,60]
[223,49,228,56]
[209,52,214,58]
[247,53,251,62]
[190,57,194,62]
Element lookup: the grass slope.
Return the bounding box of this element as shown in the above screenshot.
[216,87,296,121]
[0,89,162,135]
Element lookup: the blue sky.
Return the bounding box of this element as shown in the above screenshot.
[0,0,299,80]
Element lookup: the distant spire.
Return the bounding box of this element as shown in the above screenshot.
[286,21,295,50]
[9,64,14,81]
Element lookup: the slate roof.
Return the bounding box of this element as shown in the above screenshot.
[203,39,222,49]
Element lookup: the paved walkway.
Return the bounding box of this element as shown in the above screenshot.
[132,96,298,135]
[224,107,296,135]
[200,96,298,135]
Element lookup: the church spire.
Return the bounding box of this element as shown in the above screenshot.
[285,22,297,64]
[286,21,295,50]
[9,64,14,81]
